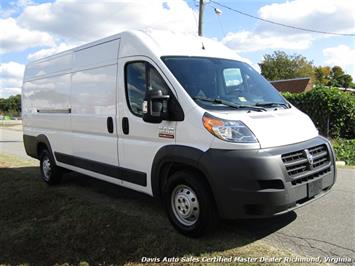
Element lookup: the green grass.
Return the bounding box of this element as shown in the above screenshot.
[0,153,308,266]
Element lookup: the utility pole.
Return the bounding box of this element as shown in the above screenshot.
[198,0,205,36]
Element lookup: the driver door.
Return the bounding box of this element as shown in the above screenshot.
[117,57,177,194]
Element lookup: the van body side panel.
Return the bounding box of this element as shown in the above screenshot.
[71,65,118,165]
[22,73,72,156]
[74,40,119,69]
[25,53,72,79]
[69,39,120,166]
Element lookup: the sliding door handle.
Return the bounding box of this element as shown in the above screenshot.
[107,117,114,133]
[122,117,129,135]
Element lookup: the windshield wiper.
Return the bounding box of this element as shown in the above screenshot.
[193,96,266,112]
[255,102,290,108]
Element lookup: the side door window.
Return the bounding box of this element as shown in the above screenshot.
[125,62,170,117]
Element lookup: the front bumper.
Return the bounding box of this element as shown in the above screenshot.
[199,136,336,219]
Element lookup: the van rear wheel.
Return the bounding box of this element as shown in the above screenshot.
[163,170,218,237]
[39,149,62,185]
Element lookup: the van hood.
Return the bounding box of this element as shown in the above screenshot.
[212,108,318,149]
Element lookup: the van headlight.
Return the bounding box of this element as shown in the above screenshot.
[202,113,258,143]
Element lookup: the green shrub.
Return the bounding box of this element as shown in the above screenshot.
[283,87,355,139]
[332,138,355,165]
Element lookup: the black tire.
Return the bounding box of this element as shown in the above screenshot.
[163,170,219,237]
[39,149,62,185]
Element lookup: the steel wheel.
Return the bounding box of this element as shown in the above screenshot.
[39,149,62,185]
[42,155,52,181]
[171,184,200,226]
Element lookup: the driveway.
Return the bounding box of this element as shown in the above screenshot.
[1,126,354,261]
[265,167,354,259]
[0,127,28,159]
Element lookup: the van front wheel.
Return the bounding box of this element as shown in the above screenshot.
[39,149,62,185]
[163,171,218,237]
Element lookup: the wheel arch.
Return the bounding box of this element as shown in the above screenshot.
[36,134,54,158]
[23,134,54,159]
[151,145,216,201]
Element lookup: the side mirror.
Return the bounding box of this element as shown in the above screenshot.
[143,90,170,123]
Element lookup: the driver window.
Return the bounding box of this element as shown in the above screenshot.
[149,67,169,95]
[126,62,146,116]
[125,61,170,117]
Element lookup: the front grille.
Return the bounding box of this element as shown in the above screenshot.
[291,166,331,185]
[309,145,329,168]
[282,144,331,185]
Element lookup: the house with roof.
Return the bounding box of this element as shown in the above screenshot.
[270,77,313,93]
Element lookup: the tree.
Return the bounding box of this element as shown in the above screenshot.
[329,66,352,88]
[339,74,353,88]
[314,66,331,86]
[314,65,353,88]
[259,51,314,81]
[0,94,21,116]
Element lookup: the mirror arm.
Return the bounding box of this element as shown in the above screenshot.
[150,95,170,100]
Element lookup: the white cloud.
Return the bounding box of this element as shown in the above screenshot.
[0,61,25,80]
[258,0,354,35]
[0,88,22,98]
[17,0,196,43]
[222,31,312,52]
[0,17,54,53]
[0,62,25,98]
[1,0,198,56]
[1,0,197,57]
[323,44,355,77]
[222,0,354,53]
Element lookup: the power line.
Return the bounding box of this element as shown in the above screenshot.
[209,0,355,37]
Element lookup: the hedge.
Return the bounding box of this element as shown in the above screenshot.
[332,138,355,165]
[283,87,355,139]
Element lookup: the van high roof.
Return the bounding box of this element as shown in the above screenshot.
[28,29,241,64]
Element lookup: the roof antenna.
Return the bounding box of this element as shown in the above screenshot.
[201,40,205,50]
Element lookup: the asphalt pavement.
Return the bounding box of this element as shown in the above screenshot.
[265,167,354,260]
[1,127,354,262]
[0,126,29,159]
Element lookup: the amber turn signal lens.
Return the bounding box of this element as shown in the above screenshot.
[202,114,224,134]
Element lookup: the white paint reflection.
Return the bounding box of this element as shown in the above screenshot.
[71,65,116,115]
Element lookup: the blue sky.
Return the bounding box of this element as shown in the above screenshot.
[197,1,354,69]
[1,0,354,98]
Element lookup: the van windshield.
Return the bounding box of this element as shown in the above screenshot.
[162,56,288,110]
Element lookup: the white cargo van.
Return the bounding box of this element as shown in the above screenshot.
[22,30,336,236]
